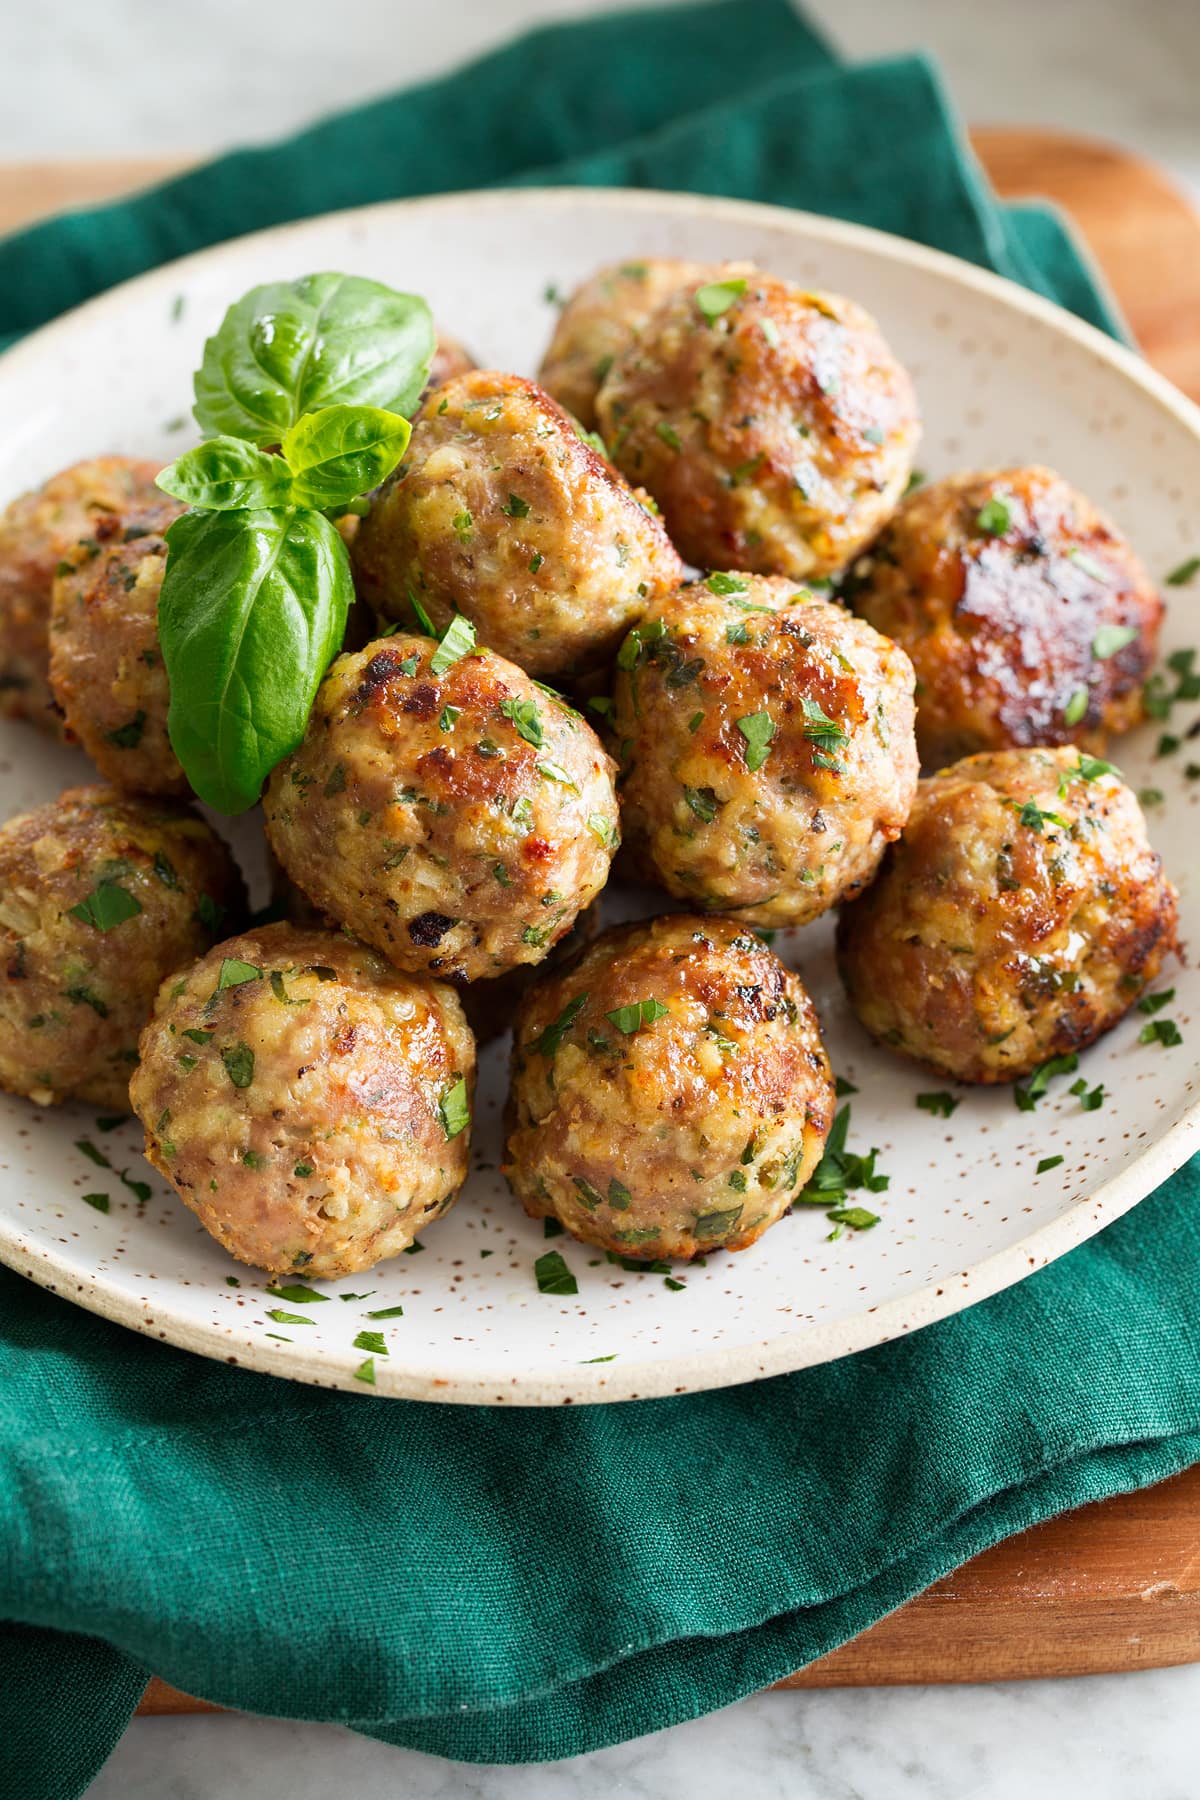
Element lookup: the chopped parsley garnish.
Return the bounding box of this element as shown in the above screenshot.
[825,1206,879,1231]
[430,613,476,676]
[1165,556,1200,587]
[105,711,147,749]
[693,1205,743,1239]
[75,1139,111,1169]
[220,1041,255,1089]
[1136,987,1175,1015]
[798,1105,889,1225]
[1092,623,1138,660]
[543,1217,564,1238]
[120,1170,151,1203]
[586,812,618,848]
[529,551,544,573]
[500,695,543,747]
[366,1305,405,1320]
[687,711,704,733]
[353,1358,376,1385]
[293,1161,313,1178]
[1140,1018,1183,1048]
[535,760,579,792]
[217,957,261,991]
[834,1076,858,1097]
[68,881,142,932]
[1069,1077,1104,1111]
[82,1192,110,1213]
[536,993,588,1057]
[736,709,775,772]
[182,1027,212,1045]
[1139,787,1165,809]
[266,1283,329,1304]
[606,998,670,1034]
[1007,798,1067,833]
[269,970,308,1007]
[683,785,719,823]
[534,1250,578,1295]
[1036,1155,1064,1175]
[409,592,436,634]
[694,277,747,320]
[451,509,473,540]
[438,1075,471,1140]
[975,494,1013,535]
[353,1329,389,1356]
[655,421,682,452]
[501,493,530,518]
[267,1309,314,1326]
[608,1178,631,1210]
[1013,1052,1079,1111]
[706,572,749,596]
[1064,687,1088,726]
[800,696,849,754]
[1157,733,1180,757]
[916,1091,959,1118]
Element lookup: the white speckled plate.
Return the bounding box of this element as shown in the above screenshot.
[0,188,1197,1405]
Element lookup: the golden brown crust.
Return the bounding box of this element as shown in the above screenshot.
[0,457,165,732]
[844,467,1163,766]
[263,636,620,983]
[350,369,683,677]
[49,496,187,794]
[0,784,244,1110]
[596,276,919,578]
[504,914,834,1261]
[538,258,722,428]
[611,576,918,926]
[130,922,475,1276]
[836,746,1178,1083]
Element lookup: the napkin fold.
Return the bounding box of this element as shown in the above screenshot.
[0,3,1191,1793]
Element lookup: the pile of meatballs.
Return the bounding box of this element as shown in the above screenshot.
[0,257,1178,1282]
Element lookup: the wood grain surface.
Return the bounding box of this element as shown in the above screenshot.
[2,130,1196,1711]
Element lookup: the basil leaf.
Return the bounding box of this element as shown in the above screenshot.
[159,507,352,813]
[281,405,411,510]
[157,438,292,510]
[193,274,435,445]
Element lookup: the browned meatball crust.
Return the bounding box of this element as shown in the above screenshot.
[538,258,722,428]
[0,784,244,1110]
[844,467,1163,767]
[505,914,835,1261]
[130,923,475,1277]
[611,576,918,926]
[350,370,683,677]
[263,636,620,983]
[0,456,165,732]
[596,275,919,578]
[49,496,186,794]
[836,747,1178,1084]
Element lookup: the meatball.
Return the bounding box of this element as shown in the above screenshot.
[596,274,919,578]
[350,370,683,678]
[538,258,721,429]
[843,466,1163,767]
[49,496,186,794]
[0,784,244,1110]
[457,903,600,1045]
[427,329,477,392]
[836,747,1178,1084]
[611,576,918,926]
[130,923,475,1277]
[263,635,620,983]
[504,914,835,1261]
[0,456,165,732]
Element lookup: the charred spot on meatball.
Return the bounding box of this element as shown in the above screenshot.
[0,784,244,1110]
[611,575,918,927]
[263,635,620,983]
[596,275,919,579]
[0,456,167,733]
[130,923,476,1277]
[350,369,683,678]
[836,746,1178,1083]
[504,914,835,1261]
[844,466,1163,767]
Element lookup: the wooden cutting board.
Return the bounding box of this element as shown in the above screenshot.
[1,129,1197,1711]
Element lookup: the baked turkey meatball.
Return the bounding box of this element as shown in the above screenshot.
[0,784,244,1110]
[264,636,619,983]
[538,258,721,429]
[505,914,835,1261]
[130,923,475,1277]
[49,495,186,794]
[596,274,919,578]
[836,746,1178,1084]
[612,576,918,926]
[350,370,683,678]
[0,456,165,731]
[844,466,1163,767]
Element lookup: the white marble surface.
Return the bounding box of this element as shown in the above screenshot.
[5,0,1194,1793]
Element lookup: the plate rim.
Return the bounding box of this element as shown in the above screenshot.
[2,181,1198,1406]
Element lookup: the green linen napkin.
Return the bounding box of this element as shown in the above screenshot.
[0,3,1192,1792]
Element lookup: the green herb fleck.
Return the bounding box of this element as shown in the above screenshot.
[736,710,775,773]
[535,1250,578,1296]
[68,881,142,932]
[438,1075,471,1140]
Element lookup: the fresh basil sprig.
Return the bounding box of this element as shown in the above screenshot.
[154,272,433,813]
[193,273,434,444]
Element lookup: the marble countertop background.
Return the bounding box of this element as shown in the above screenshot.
[6,0,1195,1793]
